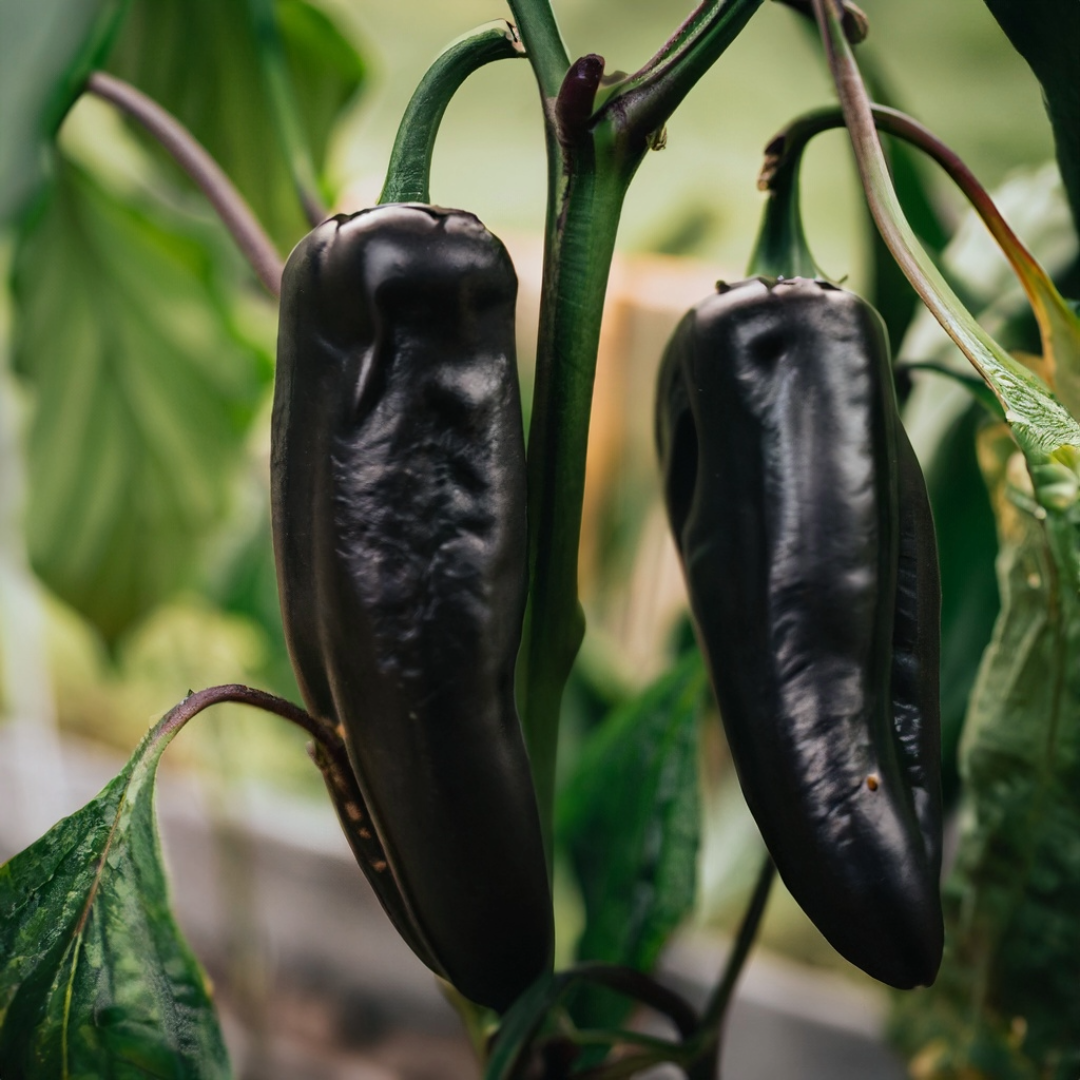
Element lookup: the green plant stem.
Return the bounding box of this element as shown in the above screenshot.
[520,144,631,866]
[810,0,1080,459]
[685,856,775,1080]
[519,1,767,871]
[151,683,331,749]
[247,0,326,225]
[746,135,816,277]
[379,22,525,204]
[503,0,570,99]
[772,0,868,43]
[763,104,1080,411]
[601,0,765,140]
[85,72,284,296]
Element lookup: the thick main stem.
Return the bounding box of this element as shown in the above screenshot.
[85,72,284,296]
[521,150,632,863]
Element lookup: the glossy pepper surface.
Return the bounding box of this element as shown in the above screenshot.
[656,276,943,989]
[271,203,553,1012]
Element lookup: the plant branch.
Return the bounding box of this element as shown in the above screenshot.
[600,0,765,145]
[809,0,1080,458]
[762,104,1080,411]
[85,72,284,297]
[380,22,525,204]
[685,856,775,1080]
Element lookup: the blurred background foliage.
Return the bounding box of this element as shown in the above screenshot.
[0,0,1076,1058]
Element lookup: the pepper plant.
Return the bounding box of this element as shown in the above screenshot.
[0,0,1078,1076]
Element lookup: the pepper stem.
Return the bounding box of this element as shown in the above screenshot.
[378,22,526,205]
[746,132,817,278]
[85,72,284,297]
[762,103,1080,415]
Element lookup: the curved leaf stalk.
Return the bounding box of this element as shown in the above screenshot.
[763,103,1080,415]
[772,0,868,42]
[147,683,333,752]
[85,72,284,296]
[380,22,525,205]
[247,0,327,225]
[810,0,1080,466]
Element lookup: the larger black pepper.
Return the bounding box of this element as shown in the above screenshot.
[272,203,553,1012]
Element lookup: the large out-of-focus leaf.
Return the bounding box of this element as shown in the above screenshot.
[203,497,299,700]
[890,427,1080,1078]
[982,0,1080,235]
[0,0,126,225]
[0,709,231,1076]
[277,0,367,175]
[922,400,1001,805]
[861,58,953,356]
[11,160,271,645]
[557,652,706,1029]
[105,0,365,247]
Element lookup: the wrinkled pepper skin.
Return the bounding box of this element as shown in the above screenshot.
[656,277,943,988]
[271,203,553,1012]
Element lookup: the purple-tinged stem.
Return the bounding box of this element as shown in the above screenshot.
[86,72,284,297]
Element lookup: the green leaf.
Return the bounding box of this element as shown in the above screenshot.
[277,0,367,176]
[557,652,706,1029]
[0,710,231,1077]
[0,0,126,224]
[11,160,271,644]
[982,0,1080,235]
[484,970,569,1080]
[890,427,1080,1078]
[920,401,1001,806]
[105,0,365,246]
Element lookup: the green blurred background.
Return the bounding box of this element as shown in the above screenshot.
[0,0,1066,991]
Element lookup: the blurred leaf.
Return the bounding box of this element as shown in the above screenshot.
[203,501,300,700]
[982,0,1080,235]
[0,0,127,225]
[861,57,953,357]
[106,0,365,247]
[921,400,1001,806]
[0,713,231,1076]
[557,652,706,1029]
[890,428,1080,1078]
[278,0,367,175]
[11,159,271,644]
